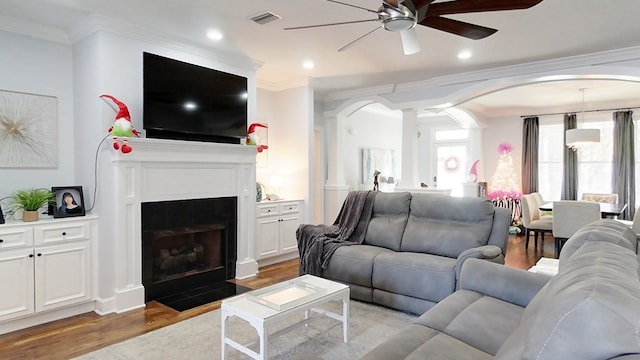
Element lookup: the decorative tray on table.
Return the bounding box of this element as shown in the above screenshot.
[247,277,326,311]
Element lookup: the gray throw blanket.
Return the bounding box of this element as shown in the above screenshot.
[296,190,378,276]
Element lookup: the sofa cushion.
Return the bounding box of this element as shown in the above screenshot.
[363,191,411,251]
[400,194,495,258]
[495,241,640,360]
[322,244,393,288]
[416,289,525,356]
[559,219,637,267]
[360,323,493,360]
[372,252,457,303]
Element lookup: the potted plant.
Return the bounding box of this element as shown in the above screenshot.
[7,188,54,222]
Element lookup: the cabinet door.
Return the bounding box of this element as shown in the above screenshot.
[0,249,35,322]
[256,217,280,259]
[35,241,91,312]
[280,214,301,254]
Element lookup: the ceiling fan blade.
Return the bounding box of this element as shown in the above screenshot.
[400,28,420,55]
[326,0,379,14]
[284,18,378,30]
[420,16,497,40]
[410,0,437,10]
[338,27,381,52]
[428,0,543,16]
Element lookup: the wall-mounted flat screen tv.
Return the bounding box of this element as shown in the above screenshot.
[143,52,248,144]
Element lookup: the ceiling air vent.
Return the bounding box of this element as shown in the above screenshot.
[250,12,282,25]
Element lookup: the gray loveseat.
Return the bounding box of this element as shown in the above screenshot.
[320,191,511,315]
[361,219,640,360]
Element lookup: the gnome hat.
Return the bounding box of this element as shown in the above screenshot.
[100,94,130,121]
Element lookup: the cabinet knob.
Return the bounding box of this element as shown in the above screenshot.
[29,254,34,258]
[62,232,67,236]
[37,253,42,257]
[0,239,3,243]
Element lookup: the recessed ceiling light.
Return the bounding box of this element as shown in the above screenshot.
[206,29,223,41]
[457,50,472,60]
[302,60,315,70]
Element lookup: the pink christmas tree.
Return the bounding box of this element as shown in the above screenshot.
[488,142,522,200]
[488,143,522,226]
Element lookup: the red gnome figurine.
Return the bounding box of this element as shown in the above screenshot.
[100,94,140,154]
[247,123,268,153]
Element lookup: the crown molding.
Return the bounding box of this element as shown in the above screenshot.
[0,15,70,44]
[257,77,310,92]
[68,14,261,72]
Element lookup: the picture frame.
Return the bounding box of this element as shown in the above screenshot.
[52,186,85,218]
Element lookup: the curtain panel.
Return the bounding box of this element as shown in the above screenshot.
[561,114,578,200]
[613,110,635,220]
[521,116,539,194]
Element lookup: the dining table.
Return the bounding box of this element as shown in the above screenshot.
[539,201,628,218]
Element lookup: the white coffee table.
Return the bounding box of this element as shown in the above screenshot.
[221,275,350,360]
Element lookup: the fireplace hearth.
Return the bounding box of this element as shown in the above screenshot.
[142,196,248,309]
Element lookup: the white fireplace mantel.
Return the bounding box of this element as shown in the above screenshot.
[106,137,258,313]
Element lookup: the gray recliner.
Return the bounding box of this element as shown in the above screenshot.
[321,192,511,315]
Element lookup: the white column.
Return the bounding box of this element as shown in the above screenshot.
[397,109,420,189]
[324,115,350,223]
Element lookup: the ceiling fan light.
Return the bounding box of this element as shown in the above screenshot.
[565,128,600,151]
[383,17,415,31]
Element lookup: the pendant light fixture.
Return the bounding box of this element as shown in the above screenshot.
[566,88,600,151]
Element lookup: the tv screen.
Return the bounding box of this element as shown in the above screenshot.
[143,52,248,144]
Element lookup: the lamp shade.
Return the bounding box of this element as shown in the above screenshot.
[566,128,600,151]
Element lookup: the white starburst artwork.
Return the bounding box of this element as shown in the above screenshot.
[0,90,57,168]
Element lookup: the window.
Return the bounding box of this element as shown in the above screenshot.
[577,120,613,196]
[538,118,563,200]
[538,115,614,199]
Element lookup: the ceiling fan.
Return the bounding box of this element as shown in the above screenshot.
[284,0,544,55]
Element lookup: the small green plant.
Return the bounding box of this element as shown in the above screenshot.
[8,188,55,213]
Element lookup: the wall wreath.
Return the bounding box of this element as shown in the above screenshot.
[444,156,460,172]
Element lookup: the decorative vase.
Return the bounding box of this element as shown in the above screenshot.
[256,183,263,202]
[22,210,39,222]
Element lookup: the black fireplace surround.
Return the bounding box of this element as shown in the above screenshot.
[141,197,237,303]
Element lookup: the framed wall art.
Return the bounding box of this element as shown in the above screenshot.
[0,89,58,168]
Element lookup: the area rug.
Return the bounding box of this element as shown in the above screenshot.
[74,300,415,360]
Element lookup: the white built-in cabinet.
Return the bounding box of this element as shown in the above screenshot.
[256,200,303,265]
[0,216,97,332]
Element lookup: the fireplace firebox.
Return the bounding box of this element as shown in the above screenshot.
[142,197,243,308]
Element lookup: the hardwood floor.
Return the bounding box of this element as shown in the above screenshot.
[0,233,553,359]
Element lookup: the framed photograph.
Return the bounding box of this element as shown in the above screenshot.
[52,186,85,218]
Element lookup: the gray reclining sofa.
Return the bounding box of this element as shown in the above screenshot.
[361,219,640,360]
[320,191,511,315]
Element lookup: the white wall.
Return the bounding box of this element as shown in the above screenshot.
[0,31,75,201]
[256,87,313,218]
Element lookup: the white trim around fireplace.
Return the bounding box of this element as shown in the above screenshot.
[103,137,259,313]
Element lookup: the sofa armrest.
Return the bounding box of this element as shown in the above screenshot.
[454,245,503,284]
[458,258,551,307]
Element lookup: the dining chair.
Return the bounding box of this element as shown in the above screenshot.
[616,207,640,236]
[552,201,601,258]
[521,194,553,250]
[581,193,619,204]
[530,192,552,219]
